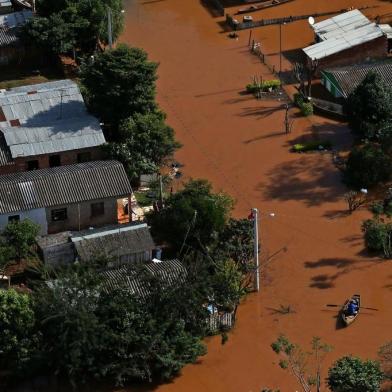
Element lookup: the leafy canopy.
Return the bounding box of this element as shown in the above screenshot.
[148,179,234,250]
[80,44,158,130]
[106,112,181,179]
[346,71,392,139]
[24,0,124,54]
[327,356,383,392]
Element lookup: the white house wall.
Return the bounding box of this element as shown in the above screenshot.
[0,208,48,235]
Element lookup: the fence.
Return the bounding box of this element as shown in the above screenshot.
[207,311,236,333]
[226,8,367,30]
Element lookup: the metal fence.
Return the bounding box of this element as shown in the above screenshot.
[207,311,236,333]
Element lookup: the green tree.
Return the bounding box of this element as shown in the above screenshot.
[148,179,234,251]
[2,219,39,261]
[24,0,124,54]
[346,72,392,139]
[80,44,158,131]
[106,112,181,180]
[0,289,38,373]
[327,356,383,392]
[344,144,391,188]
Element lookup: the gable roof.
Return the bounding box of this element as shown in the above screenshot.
[0,80,105,159]
[322,60,392,98]
[101,259,187,298]
[71,223,155,262]
[0,160,132,214]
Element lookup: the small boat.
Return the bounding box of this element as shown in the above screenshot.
[341,294,360,326]
[237,0,293,14]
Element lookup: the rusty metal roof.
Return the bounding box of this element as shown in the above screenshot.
[0,160,133,214]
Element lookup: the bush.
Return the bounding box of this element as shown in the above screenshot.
[370,201,384,217]
[300,101,313,116]
[293,93,304,106]
[292,140,332,153]
[246,79,281,94]
[344,144,392,188]
[362,219,390,251]
[327,356,383,392]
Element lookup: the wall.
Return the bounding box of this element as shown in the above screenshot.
[0,146,104,175]
[309,36,388,76]
[0,208,48,234]
[46,198,118,234]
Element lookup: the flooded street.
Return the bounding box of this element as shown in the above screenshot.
[118,0,392,390]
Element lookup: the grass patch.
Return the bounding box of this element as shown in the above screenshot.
[134,191,153,207]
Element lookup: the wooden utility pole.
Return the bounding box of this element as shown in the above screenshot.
[252,208,260,291]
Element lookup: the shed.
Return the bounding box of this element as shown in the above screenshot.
[0,1,12,15]
[71,222,155,264]
[36,231,75,266]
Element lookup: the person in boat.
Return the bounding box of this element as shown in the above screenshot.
[347,299,359,315]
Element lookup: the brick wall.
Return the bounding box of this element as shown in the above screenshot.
[46,198,118,234]
[309,36,388,76]
[0,146,104,175]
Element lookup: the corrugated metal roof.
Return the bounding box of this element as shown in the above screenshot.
[380,24,392,39]
[304,22,383,60]
[101,259,187,298]
[0,80,106,158]
[0,131,13,165]
[0,160,133,214]
[312,9,371,41]
[0,11,32,47]
[71,223,155,262]
[323,60,392,98]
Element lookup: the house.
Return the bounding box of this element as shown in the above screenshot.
[0,10,32,65]
[321,60,392,99]
[0,160,133,235]
[380,24,392,53]
[0,1,13,15]
[37,222,156,267]
[0,80,106,175]
[303,10,389,74]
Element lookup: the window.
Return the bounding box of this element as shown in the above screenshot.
[91,202,105,217]
[51,208,67,222]
[77,152,91,163]
[26,160,39,170]
[8,215,20,223]
[49,154,61,167]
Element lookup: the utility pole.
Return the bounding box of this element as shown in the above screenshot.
[107,7,113,49]
[252,208,260,291]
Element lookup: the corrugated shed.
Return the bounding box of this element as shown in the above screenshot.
[0,160,133,214]
[101,259,187,298]
[322,60,392,98]
[312,9,370,41]
[304,23,383,60]
[0,80,105,158]
[71,223,155,262]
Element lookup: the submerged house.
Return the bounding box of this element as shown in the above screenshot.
[0,160,133,235]
[0,80,106,175]
[0,10,32,65]
[321,60,392,99]
[303,10,389,74]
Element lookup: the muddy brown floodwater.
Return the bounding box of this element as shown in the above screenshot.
[116,0,392,391]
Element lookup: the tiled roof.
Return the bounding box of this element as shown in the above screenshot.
[0,160,133,214]
[322,60,392,98]
[71,223,155,262]
[0,80,105,159]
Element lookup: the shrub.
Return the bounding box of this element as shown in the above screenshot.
[246,79,281,94]
[362,219,390,251]
[293,93,304,107]
[344,144,392,188]
[292,140,332,153]
[370,201,384,217]
[300,101,313,116]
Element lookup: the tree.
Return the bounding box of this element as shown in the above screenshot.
[0,289,38,373]
[327,356,383,392]
[271,335,332,392]
[346,72,392,139]
[344,144,391,188]
[148,179,234,251]
[24,0,124,54]
[2,219,39,261]
[106,112,181,180]
[80,44,159,131]
[379,341,392,380]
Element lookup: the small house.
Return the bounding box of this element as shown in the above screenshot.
[0,80,106,175]
[303,10,388,74]
[0,160,133,235]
